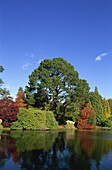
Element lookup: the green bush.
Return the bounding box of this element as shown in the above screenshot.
[11,108,58,130]
[103,119,112,127]
[46,111,58,128]
[109,116,112,121]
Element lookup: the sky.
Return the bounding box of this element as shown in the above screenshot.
[0,0,112,99]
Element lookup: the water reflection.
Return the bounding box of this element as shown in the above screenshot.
[0,130,112,170]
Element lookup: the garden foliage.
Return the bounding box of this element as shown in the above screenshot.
[15,87,27,108]
[77,104,96,129]
[0,99,19,127]
[11,108,58,130]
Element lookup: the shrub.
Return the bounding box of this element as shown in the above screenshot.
[46,111,58,128]
[11,108,58,130]
[102,119,112,127]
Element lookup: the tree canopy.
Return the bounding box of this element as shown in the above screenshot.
[0,66,4,85]
[25,58,90,123]
[89,87,108,126]
[15,87,27,108]
[0,99,19,127]
[0,66,11,99]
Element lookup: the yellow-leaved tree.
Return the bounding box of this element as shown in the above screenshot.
[102,98,111,119]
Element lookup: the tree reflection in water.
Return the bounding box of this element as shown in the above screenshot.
[0,130,112,170]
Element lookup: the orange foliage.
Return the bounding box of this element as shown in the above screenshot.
[15,91,27,108]
[77,104,95,129]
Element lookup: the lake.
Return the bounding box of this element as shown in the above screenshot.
[0,130,112,170]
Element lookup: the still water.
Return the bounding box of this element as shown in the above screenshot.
[0,130,112,170]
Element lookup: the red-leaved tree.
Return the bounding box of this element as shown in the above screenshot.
[77,103,96,129]
[0,99,19,127]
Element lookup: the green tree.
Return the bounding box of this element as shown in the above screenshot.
[0,66,4,85]
[0,66,11,99]
[62,79,90,123]
[74,79,90,108]
[89,87,106,126]
[25,86,36,106]
[25,58,90,123]
[108,98,112,114]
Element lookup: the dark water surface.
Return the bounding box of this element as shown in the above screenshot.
[0,130,112,170]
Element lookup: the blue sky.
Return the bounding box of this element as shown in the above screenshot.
[0,0,112,99]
